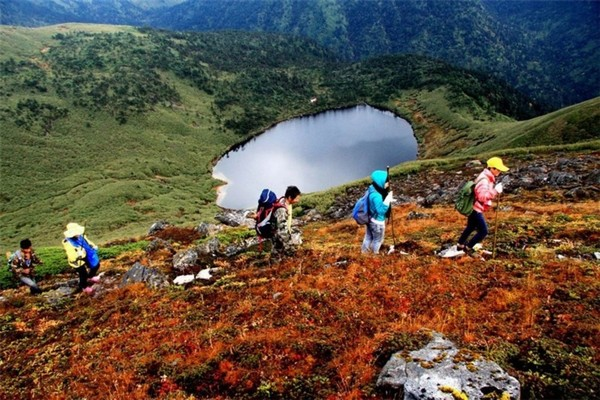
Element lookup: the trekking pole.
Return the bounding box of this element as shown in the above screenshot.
[386,166,397,254]
[492,193,501,259]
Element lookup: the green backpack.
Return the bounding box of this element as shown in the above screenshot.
[454,178,484,216]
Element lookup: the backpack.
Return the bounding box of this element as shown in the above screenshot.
[454,177,484,216]
[255,189,285,239]
[352,189,371,225]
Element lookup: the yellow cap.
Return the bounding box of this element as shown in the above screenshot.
[487,157,509,172]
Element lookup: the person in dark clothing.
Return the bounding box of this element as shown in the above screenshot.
[7,238,43,294]
[271,186,302,257]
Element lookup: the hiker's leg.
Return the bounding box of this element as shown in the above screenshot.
[271,234,285,258]
[87,262,101,283]
[88,262,100,278]
[75,266,89,290]
[467,212,488,248]
[370,223,386,254]
[361,225,373,253]
[458,212,478,245]
[20,276,42,294]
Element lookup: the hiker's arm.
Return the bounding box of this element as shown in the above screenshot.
[371,193,390,216]
[8,257,20,275]
[32,253,43,266]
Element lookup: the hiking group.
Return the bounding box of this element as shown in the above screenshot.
[355,157,509,257]
[6,222,101,296]
[5,156,508,295]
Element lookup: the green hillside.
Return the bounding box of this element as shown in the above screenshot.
[0,24,598,251]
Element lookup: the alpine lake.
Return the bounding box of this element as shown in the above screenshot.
[213,104,417,209]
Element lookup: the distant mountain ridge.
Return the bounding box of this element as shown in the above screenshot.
[1,0,598,110]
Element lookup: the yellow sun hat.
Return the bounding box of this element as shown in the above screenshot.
[64,222,85,238]
[487,157,509,172]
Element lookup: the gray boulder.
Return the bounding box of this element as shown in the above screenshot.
[197,237,221,255]
[120,262,170,289]
[146,238,173,253]
[148,220,170,235]
[377,332,520,400]
[172,249,199,273]
[547,171,580,187]
[215,210,254,227]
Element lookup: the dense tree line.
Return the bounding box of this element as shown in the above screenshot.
[1,27,544,136]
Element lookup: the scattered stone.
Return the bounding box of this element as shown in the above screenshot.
[547,171,580,186]
[420,193,440,208]
[301,208,322,222]
[565,186,599,200]
[173,274,195,285]
[407,211,433,220]
[215,210,254,227]
[197,237,220,255]
[148,220,170,235]
[146,238,173,253]
[197,268,212,280]
[172,249,199,273]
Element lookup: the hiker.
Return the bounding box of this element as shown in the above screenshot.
[6,238,43,294]
[62,222,101,294]
[455,157,508,254]
[361,170,394,254]
[272,185,302,257]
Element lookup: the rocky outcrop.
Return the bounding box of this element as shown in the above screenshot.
[377,331,520,400]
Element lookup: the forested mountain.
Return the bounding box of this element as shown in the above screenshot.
[1,0,598,110]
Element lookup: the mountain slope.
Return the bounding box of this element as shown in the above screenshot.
[0,149,598,399]
[0,24,597,251]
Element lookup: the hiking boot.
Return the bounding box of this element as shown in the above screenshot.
[440,245,465,258]
[82,287,95,295]
[88,276,101,284]
[30,287,43,295]
[463,246,477,257]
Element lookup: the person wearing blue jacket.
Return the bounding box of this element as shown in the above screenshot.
[361,170,394,254]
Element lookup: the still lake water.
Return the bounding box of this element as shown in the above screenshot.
[213,104,417,209]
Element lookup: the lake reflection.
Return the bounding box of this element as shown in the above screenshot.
[213,104,417,209]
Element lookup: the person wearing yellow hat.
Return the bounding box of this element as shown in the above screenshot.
[62,222,101,294]
[456,157,509,254]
